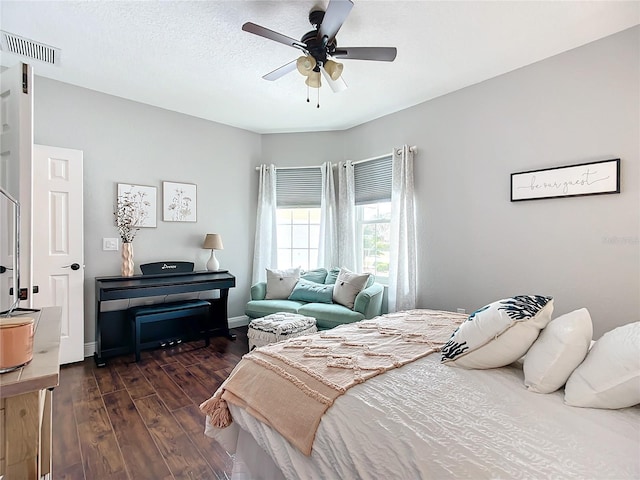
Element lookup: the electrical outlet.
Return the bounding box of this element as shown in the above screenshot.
[103,238,119,251]
[457,308,466,314]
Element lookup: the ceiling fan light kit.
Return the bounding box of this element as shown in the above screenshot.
[296,55,317,76]
[242,0,397,105]
[324,59,343,81]
[305,70,322,88]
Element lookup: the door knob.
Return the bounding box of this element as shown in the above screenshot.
[63,263,81,270]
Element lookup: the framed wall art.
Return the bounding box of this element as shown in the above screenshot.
[116,183,157,227]
[510,158,620,202]
[163,181,197,222]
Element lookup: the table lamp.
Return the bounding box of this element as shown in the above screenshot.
[203,234,224,271]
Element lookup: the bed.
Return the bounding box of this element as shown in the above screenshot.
[202,307,640,479]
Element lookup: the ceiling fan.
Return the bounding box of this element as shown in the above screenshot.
[242,0,397,97]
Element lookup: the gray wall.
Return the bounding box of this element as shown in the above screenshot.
[347,26,639,338]
[34,78,262,343]
[265,27,640,338]
[34,26,638,345]
[261,131,345,167]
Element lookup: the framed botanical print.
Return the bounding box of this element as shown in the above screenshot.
[163,181,197,222]
[117,183,157,227]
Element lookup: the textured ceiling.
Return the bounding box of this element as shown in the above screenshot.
[1,1,638,134]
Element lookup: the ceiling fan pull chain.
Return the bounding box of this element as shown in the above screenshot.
[307,84,310,103]
[317,87,320,108]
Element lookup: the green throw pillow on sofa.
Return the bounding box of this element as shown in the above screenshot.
[301,268,328,284]
[324,267,341,284]
[288,279,334,304]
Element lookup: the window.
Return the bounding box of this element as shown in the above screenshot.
[357,202,391,283]
[275,167,322,271]
[276,207,320,271]
[270,156,393,277]
[354,155,392,283]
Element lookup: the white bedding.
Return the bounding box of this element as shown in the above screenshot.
[206,353,640,479]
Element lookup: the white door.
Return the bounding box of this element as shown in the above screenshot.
[32,145,84,364]
[0,62,33,307]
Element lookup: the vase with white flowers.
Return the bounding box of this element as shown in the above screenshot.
[115,192,140,277]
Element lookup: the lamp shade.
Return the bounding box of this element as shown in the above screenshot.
[305,70,322,88]
[203,233,223,250]
[324,60,343,81]
[296,55,316,76]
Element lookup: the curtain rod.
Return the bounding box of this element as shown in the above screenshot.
[346,145,418,167]
[349,152,393,166]
[254,165,321,171]
[254,146,417,171]
[397,145,418,155]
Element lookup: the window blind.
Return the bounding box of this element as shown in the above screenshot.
[276,167,322,207]
[354,155,392,205]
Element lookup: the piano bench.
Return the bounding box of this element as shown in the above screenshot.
[128,299,211,362]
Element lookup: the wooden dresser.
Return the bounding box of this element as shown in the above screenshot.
[0,307,61,479]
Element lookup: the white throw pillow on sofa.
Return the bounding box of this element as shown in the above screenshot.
[332,268,370,310]
[564,321,640,409]
[441,295,554,369]
[523,308,593,393]
[265,267,301,300]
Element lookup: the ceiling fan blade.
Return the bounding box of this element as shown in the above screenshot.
[242,22,306,50]
[262,60,298,81]
[319,0,354,43]
[321,68,348,93]
[333,47,397,62]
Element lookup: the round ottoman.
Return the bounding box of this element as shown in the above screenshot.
[248,312,317,350]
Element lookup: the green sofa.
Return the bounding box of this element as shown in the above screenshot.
[245,268,384,330]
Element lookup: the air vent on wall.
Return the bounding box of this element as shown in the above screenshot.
[0,31,60,66]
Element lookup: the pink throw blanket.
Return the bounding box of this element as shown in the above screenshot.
[200,309,465,455]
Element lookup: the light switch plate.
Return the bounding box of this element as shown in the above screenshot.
[103,238,119,251]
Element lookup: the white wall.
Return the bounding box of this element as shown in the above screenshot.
[34,78,262,343]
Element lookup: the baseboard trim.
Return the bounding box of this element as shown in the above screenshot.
[84,315,251,357]
[229,315,250,328]
[84,342,96,358]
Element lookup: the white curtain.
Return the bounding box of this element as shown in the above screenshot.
[389,145,417,312]
[318,161,337,268]
[252,164,277,283]
[337,161,356,270]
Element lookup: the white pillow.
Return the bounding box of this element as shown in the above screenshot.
[523,308,593,393]
[564,321,640,409]
[441,295,554,369]
[264,267,301,300]
[332,268,370,310]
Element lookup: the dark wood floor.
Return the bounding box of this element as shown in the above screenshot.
[53,327,250,480]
